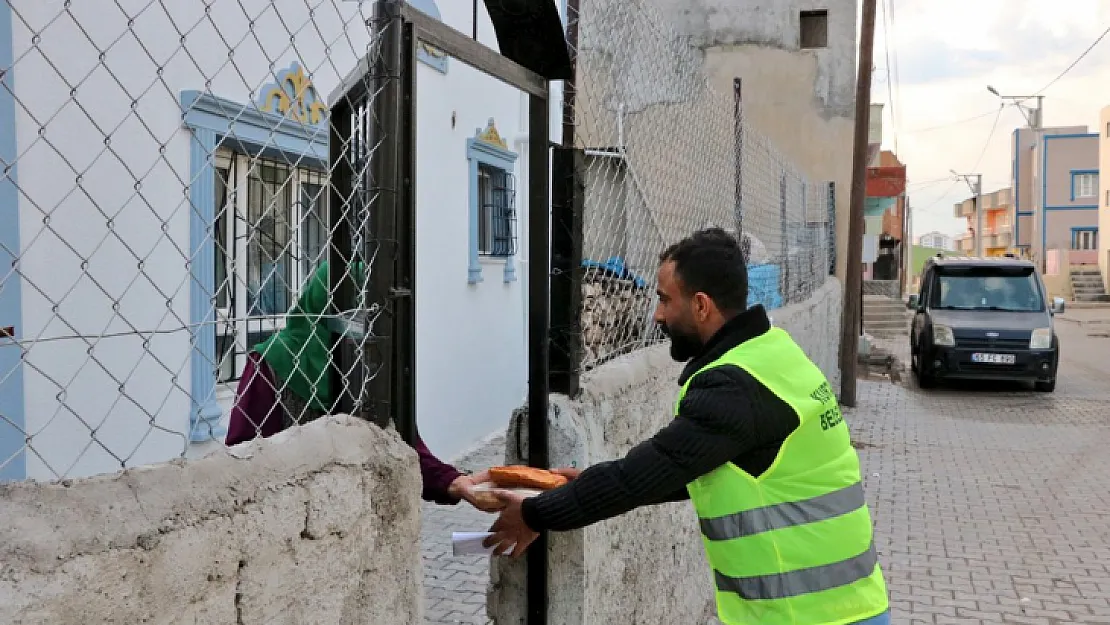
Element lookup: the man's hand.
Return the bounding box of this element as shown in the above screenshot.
[482,490,539,558]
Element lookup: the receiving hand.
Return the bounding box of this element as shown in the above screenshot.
[482,489,539,558]
[448,473,506,513]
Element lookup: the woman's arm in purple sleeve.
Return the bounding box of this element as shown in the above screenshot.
[414,435,465,505]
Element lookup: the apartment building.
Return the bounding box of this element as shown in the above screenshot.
[1099,106,1110,291]
[954,187,1014,257]
[1012,126,1099,269]
[917,231,953,251]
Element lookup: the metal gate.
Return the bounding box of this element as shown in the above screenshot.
[326,2,570,623]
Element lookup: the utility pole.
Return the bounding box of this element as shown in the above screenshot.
[898,192,909,296]
[987,86,1043,130]
[952,171,983,256]
[838,0,877,408]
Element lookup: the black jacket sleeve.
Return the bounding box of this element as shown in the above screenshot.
[521,366,768,532]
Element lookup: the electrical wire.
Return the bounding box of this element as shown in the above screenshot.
[901,110,999,135]
[902,25,1108,136]
[880,0,898,153]
[911,105,1005,215]
[1029,26,1110,97]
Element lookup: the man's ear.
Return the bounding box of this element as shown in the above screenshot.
[692,292,714,321]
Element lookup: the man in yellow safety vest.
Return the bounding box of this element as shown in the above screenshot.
[486,227,889,624]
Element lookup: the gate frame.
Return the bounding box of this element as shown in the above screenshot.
[328,2,557,623]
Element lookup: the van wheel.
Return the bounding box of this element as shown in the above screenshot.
[1035,378,1056,393]
[916,363,936,389]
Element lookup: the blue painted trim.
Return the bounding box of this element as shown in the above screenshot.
[408,0,450,73]
[465,130,519,284]
[1013,129,1020,246]
[185,127,224,443]
[180,91,328,170]
[1044,133,1098,140]
[1069,169,1099,201]
[1071,226,1098,250]
[1018,211,1035,216]
[1041,133,1048,265]
[0,2,26,480]
[1046,205,1098,210]
[180,90,329,442]
[418,47,450,73]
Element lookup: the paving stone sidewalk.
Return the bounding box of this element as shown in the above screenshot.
[421,434,504,625]
[854,320,1110,624]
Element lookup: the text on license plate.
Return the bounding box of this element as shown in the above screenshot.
[971,352,1016,365]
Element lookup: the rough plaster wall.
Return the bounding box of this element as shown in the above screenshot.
[0,416,423,625]
[487,278,843,625]
[658,0,857,281]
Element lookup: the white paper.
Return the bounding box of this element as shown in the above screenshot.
[452,531,513,557]
[471,483,542,498]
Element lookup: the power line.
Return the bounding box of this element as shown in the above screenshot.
[902,109,1000,134]
[1030,26,1110,96]
[887,0,903,148]
[911,105,1005,215]
[880,0,898,152]
[902,25,1108,136]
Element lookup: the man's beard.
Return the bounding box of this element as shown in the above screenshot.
[660,322,703,362]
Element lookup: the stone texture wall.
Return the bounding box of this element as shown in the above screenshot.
[863,279,900,298]
[488,278,843,625]
[0,416,423,625]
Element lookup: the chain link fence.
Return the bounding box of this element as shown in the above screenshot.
[0,1,400,481]
[562,0,836,370]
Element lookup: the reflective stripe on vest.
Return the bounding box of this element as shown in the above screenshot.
[699,481,865,541]
[714,541,878,600]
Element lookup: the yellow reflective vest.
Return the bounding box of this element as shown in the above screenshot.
[678,327,888,624]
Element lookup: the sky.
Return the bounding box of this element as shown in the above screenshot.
[869,0,1110,240]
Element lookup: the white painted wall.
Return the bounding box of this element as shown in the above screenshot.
[11,0,562,478]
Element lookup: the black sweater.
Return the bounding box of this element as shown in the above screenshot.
[521,305,802,532]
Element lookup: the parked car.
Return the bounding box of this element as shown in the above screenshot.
[907,255,1063,392]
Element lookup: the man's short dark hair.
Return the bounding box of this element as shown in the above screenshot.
[659,227,749,314]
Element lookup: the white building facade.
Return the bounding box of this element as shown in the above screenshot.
[917,231,953,251]
[0,0,561,480]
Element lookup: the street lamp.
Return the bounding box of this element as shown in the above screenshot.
[987,85,1043,129]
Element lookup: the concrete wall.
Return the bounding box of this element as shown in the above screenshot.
[0,416,423,625]
[675,0,858,281]
[487,278,843,625]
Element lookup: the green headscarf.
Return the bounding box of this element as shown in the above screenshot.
[252,261,365,411]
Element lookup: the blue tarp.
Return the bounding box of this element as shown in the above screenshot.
[748,263,783,310]
[583,256,782,310]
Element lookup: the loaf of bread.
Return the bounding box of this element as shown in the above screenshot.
[488,465,569,491]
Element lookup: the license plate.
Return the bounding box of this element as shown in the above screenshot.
[971,352,1016,365]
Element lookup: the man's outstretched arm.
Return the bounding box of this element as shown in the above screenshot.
[521,367,760,532]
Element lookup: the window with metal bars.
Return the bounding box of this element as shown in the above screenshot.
[212,152,328,384]
[476,164,517,257]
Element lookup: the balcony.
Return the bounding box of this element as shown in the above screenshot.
[985,232,1013,249]
[952,188,1012,218]
[956,235,975,253]
[980,188,1012,211]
